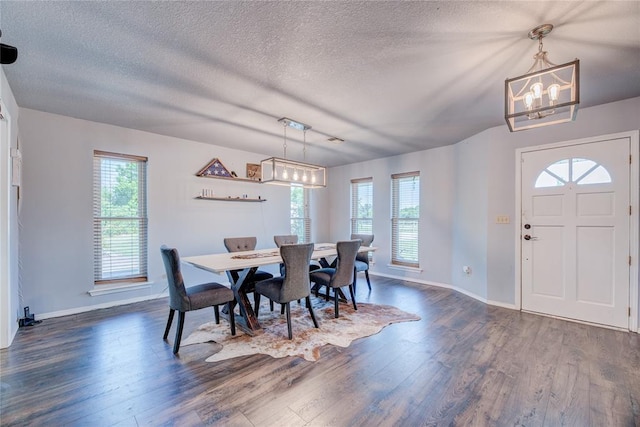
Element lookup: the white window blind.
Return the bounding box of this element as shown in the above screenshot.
[391,171,419,267]
[351,177,373,234]
[290,185,311,243]
[93,151,148,284]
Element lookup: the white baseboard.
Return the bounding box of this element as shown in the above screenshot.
[36,291,169,321]
[369,271,517,310]
[33,273,636,332]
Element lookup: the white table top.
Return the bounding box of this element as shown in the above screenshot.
[183,243,376,274]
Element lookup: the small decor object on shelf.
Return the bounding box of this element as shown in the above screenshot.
[246,163,261,181]
[201,188,215,198]
[196,158,233,178]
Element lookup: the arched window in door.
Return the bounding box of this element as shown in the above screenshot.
[534,157,612,188]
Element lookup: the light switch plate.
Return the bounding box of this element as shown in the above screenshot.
[496,215,510,224]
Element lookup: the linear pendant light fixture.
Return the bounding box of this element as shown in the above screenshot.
[505,24,579,132]
[261,117,327,188]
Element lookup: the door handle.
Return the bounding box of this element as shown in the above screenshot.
[523,234,538,241]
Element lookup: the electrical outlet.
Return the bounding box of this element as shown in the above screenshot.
[496,215,510,224]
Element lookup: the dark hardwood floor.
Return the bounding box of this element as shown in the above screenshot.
[1,276,639,426]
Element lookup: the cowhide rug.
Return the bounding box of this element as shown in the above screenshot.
[181,298,420,362]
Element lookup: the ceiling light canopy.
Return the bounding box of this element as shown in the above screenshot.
[279,117,310,132]
[505,24,579,132]
[261,118,327,189]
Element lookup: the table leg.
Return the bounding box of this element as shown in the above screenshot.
[318,256,332,268]
[226,267,262,332]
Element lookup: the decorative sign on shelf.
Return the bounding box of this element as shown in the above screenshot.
[196,158,233,178]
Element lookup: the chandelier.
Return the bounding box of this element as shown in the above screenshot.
[505,24,579,132]
[261,117,327,188]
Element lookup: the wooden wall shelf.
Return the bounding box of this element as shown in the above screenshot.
[195,196,266,203]
[198,175,262,184]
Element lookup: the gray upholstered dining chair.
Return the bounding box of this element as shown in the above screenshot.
[160,245,236,354]
[274,234,298,276]
[351,233,374,291]
[224,236,274,312]
[274,234,298,247]
[274,234,321,277]
[309,239,361,318]
[254,243,319,339]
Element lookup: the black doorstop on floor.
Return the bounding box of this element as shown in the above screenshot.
[18,306,41,327]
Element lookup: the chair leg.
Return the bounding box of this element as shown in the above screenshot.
[214,305,220,324]
[285,302,292,339]
[349,284,358,310]
[353,267,357,294]
[281,303,286,315]
[365,270,371,290]
[334,289,339,318]
[270,300,274,312]
[173,311,185,354]
[306,296,319,328]
[163,309,175,340]
[228,302,236,336]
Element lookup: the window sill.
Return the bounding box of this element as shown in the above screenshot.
[387,264,423,273]
[88,281,153,296]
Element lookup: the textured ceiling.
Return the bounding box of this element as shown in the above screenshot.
[1,1,639,167]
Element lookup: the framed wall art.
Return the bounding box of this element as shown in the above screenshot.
[246,163,261,181]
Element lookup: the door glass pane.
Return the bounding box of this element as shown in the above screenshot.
[571,158,597,182]
[577,165,612,185]
[535,171,565,188]
[547,159,569,182]
[535,157,612,188]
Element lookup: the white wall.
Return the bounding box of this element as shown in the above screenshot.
[329,97,640,310]
[482,96,640,306]
[0,67,20,348]
[17,108,303,317]
[329,146,456,286]
[451,137,489,299]
[13,96,640,325]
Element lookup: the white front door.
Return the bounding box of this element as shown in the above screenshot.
[520,136,630,329]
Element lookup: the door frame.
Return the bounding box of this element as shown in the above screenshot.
[515,130,639,332]
[0,99,12,348]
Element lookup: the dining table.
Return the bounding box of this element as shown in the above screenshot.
[183,243,376,333]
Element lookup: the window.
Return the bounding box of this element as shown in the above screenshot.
[391,171,419,267]
[535,157,612,188]
[351,177,373,234]
[290,184,310,243]
[93,151,148,284]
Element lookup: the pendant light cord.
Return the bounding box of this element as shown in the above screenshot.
[282,122,288,159]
